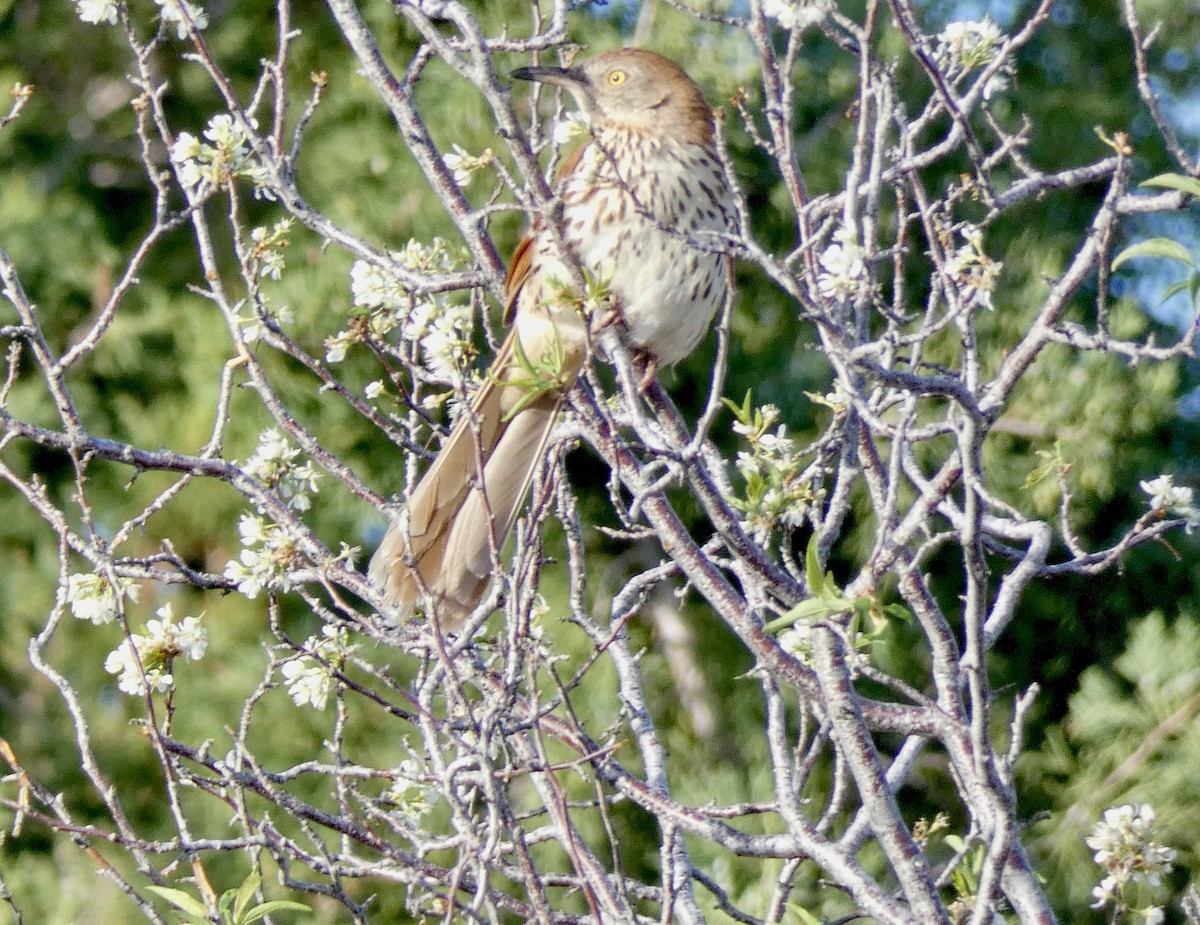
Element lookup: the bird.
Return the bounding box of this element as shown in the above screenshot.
[368,48,735,628]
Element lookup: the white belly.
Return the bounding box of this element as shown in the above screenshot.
[534,140,733,367]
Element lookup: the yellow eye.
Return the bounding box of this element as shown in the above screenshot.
[607,69,627,86]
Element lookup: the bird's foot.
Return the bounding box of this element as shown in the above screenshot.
[596,303,623,331]
[635,351,658,393]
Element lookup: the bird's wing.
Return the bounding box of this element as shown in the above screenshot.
[502,141,591,326]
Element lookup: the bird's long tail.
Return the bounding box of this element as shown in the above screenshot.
[368,325,581,627]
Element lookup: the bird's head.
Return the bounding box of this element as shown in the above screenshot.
[513,48,714,146]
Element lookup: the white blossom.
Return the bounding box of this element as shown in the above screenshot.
[280,626,357,710]
[729,402,819,544]
[237,300,293,344]
[75,0,119,26]
[154,0,208,40]
[170,113,268,196]
[280,657,332,710]
[66,572,139,625]
[324,332,353,364]
[335,240,472,384]
[1086,804,1177,912]
[1140,474,1200,532]
[733,403,778,437]
[170,131,202,163]
[936,17,1003,71]
[364,380,387,400]
[1089,875,1118,909]
[203,113,246,149]
[144,603,209,661]
[387,757,440,825]
[237,513,270,546]
[761,0,829,30]
[944,225,1002,311]
[443,144,494,187]
[224,514,302,598]
[171,138,205,190]
[103,603,206,697]
[1141,474,1194,512]
[417,301,473,380]
[248,219,291,282]
[553,111,592,147]
[256,250,284,281]
[350,260,398,311]
[779,624,814,661]
[105,639,172,696]
[817,227,868,301]
[240,429,321,511]
[983,71,1010,100]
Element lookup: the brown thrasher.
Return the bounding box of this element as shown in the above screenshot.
[369,48,734,627]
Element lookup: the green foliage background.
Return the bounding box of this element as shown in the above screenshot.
[1,0,1199,921]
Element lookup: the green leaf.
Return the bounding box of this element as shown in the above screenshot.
[1111,237,1195,272]
[764,598,830,633]
[882,603,913,622]
[495,326,573,421]
[233,867,262,924]
[241,900,312,923]
[804,533,825,596]
[785,902,823,925]
[721,388,753,424]
[1155,272,1200,309]
[1022,442,1064,491]
[765,594,858,633]
[146,886,210,920]
[1141,172,1200,199]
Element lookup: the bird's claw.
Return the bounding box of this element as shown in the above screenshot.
[635,351,658,393]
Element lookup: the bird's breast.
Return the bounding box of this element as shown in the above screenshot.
[531,139,733,367]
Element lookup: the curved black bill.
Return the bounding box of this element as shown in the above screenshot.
[511,64,588,91]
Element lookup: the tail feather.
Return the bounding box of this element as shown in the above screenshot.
[369,326,578,627]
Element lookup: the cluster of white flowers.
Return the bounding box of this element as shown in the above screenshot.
[74,0,207,35]
[236,219,295,343]
[412,300,474,381]
[347,259,401,317]
[778,621,870,671]
[66,572,140,625]
[237,299,294,344]
[170,113,271,198]
[249,218,292,282]
[104,603,208,696]
[74,0,118,25]
[943,226,1003,311]
[553,111,592,147]
[155,0,208,38]
[443,144,496,188]
[760,0,830,30]
[731,403,819,543]
[816,227,868,301]
[778,622,815,663]
[330,239,474,385]
[936,17,1002,70]
[224,514,303,598]
[935,17,1011,99]
[241,428,322,512]
[1086,804,1176,921]
[1140,474,1200,533]
[386,757,440,826]
[279,625,356,710]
